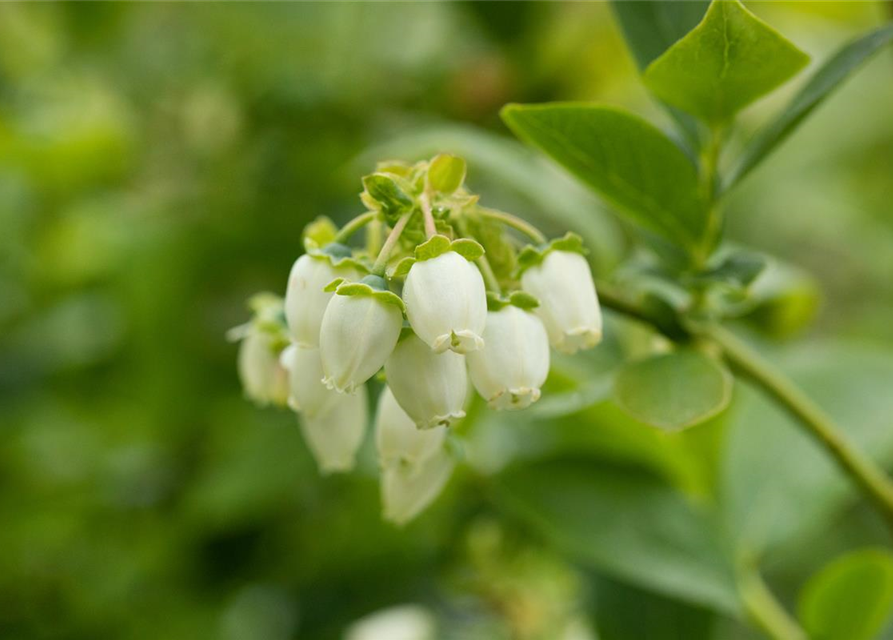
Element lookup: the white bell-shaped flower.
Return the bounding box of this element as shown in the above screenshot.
[384,333,467,429]
[346,605,436,640]
[467,305,550,410]
[319,277,404,394]
[381,447,454,526]
[521,250,602,354]
[284,252,361,347]
[237,329,289,407]
[403,251,487,354]
[279,344,340,418]
[375,387,446,469]
[300,383,368,474]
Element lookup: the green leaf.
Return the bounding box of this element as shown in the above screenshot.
[593,575,716,640]
[727,24,893,189]
[501,103,708,254]
[610,0,711,71]
[426,153,466,194]
[643,0,809,123]
[798,548,893,640]
[722,341,893,554]
[609,0,710,150]
[362,173,415,223]
[613,351,733,431]
[495,457,741,614]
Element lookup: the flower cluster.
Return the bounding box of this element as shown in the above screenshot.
[233,155,602,524]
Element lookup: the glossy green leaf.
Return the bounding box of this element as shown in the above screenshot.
[609,0,710,149]
[643,0,809,123]
[610,0,711,70]
[798,548,893,640]
[501,103,708,254]
[362,173,414,223]
[727,24,893,189]
[614,351,733,431]
[495,457,741,615]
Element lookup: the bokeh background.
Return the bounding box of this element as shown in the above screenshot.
[1,3,893,639]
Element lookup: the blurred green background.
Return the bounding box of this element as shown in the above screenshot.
[2,3,893,639]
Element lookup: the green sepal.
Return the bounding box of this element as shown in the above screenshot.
[486,290,540,312]
[302,216,338,251]
[325,274,405,312]
[390,235,485,278]
[516,232,587,276]
[307,242,371,273]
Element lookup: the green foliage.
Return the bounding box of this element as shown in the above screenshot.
[613,351,733,431]
[501,103,708,255]
[495,457,741,614]
[798,548,893,640]
[362,173,415,224]
[427,153,467,194]
[728,23,893,188]
[643,0,809,123]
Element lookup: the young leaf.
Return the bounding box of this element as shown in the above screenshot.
[798,548,893,640]
[727,24,893,189]
[362,173,414,223]
[426,153,466,194]
[643,0,809,123]
[613,351,733,431]
[501,103,708,255]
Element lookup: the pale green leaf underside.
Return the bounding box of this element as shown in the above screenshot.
[613,350,733,431]
[644,0,809,123]
[727,23,893,189]
[501,103,708,253]
[798,548,893,640]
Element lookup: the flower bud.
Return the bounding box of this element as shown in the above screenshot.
[384,333,467,429]
[375,387,446,469]
[300,383,368,474]
[284,252,361,347]
[279,344,340,418]
[521,250,602,354]
[237,329,289,407]
[381,446,454,526]
[320,277,404,393]
[403,251,486,354]
[467,305,550,410]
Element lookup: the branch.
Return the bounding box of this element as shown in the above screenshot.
[598,283,893,529]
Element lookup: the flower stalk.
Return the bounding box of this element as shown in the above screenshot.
[372,212,412,276]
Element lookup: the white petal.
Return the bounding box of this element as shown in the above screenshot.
[284,255,360,347]
[299,384,368,474]
[376,387,446,468]
[381,447,454,526]
[521,251,602,354]
[319,294,403,393]
[403,251,486,354]
[238,330,289,406]
[346,605,436,640]
[467,306,550,411]
[385,333,467,429]
[280,344,341,417]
